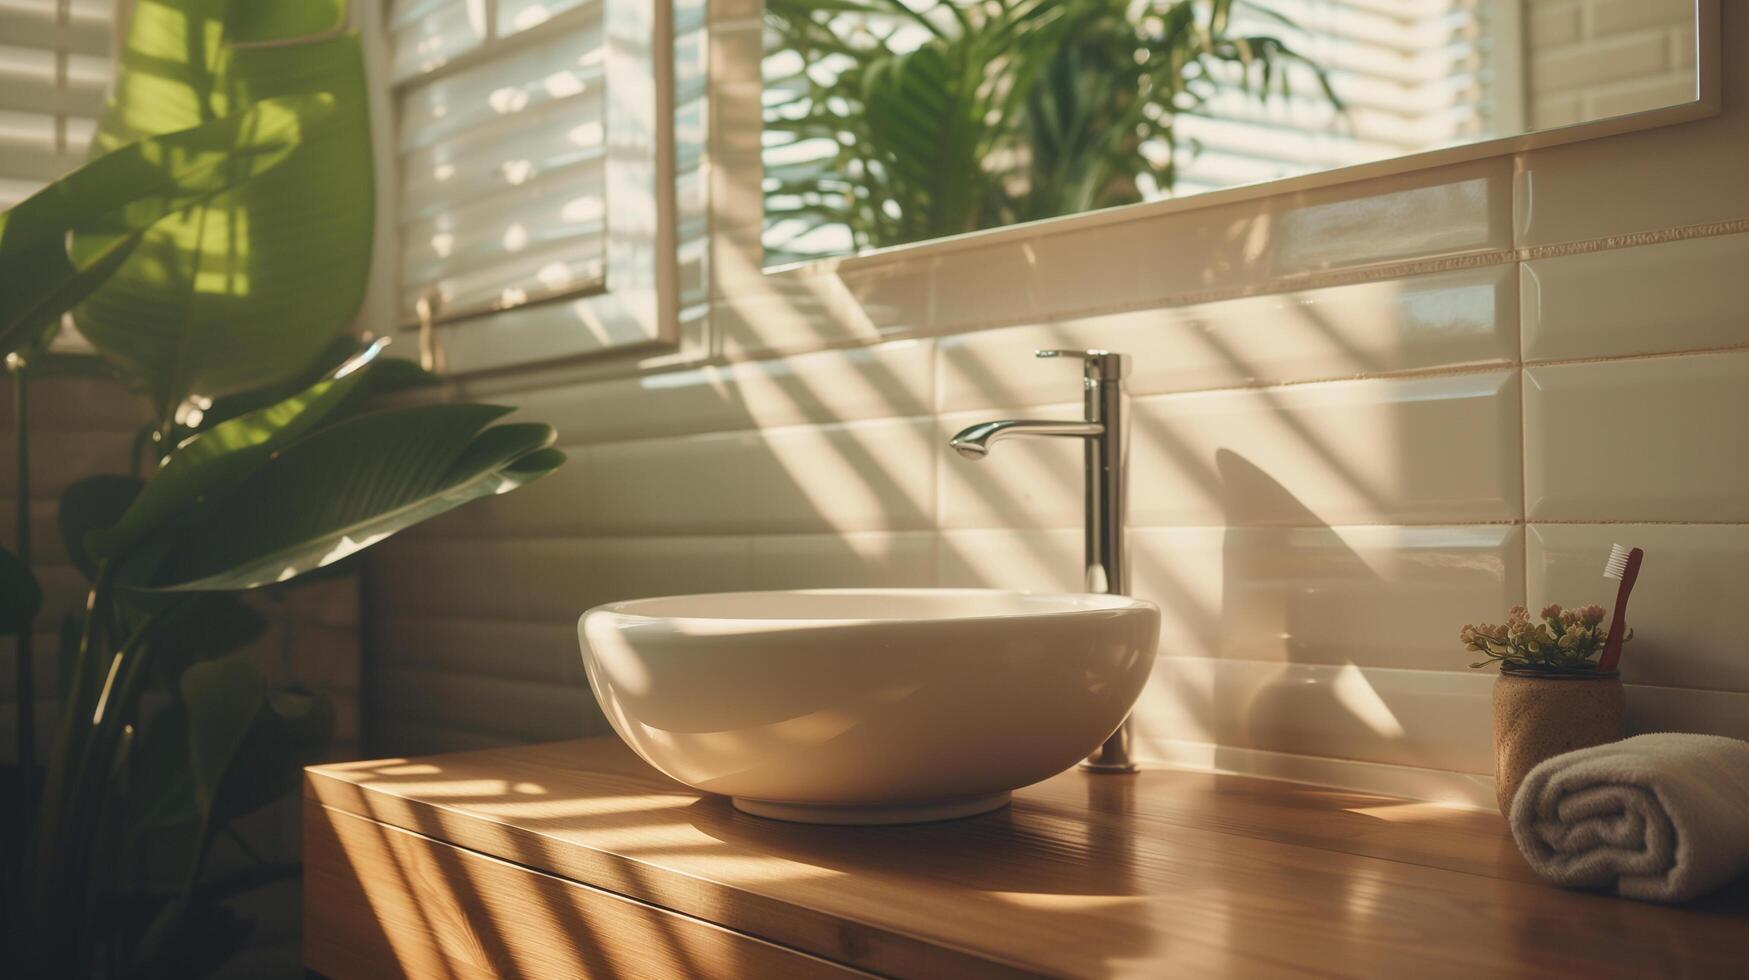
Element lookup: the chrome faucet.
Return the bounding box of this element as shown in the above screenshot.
[949,349,1137,773]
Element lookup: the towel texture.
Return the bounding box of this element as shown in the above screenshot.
[1509,733,1749,902]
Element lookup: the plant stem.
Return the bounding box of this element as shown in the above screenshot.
[9,355,33,768]
[25,599,153,972]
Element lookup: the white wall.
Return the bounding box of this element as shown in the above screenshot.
[366,5,1749,809]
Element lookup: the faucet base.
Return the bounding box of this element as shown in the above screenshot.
[1079,760,1139,774]
[1080,721,1138,773]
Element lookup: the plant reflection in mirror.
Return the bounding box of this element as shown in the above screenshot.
[0,3,564,976]
[763,0,1341,261]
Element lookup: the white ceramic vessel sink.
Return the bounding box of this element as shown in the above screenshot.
[578,589,1159,824]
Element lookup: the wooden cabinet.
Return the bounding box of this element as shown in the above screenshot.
[305,738,1749,978]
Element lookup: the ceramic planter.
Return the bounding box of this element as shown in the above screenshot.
[1492,668,1624,814]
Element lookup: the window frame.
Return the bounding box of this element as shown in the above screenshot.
[360,0,687,375]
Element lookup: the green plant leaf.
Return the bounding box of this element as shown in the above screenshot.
[57,475,145,580]
[183,337,436,441]
[0,94,329,360]
[87,338,389,561]
[209,684,334,826]
[125,703,199,837]
[151,404,563,591]
[75,0,375,420]
[180,652,266,815]
[148,594,270,688]
[225,0,347,43]
[126,886,256,980]
[0,546,41,634]
[139,665,331,842]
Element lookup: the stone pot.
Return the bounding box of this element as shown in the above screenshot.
[1492,668,1624,814]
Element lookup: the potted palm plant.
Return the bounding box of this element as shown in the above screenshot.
[1,1,563,974]
[1462,604,1628,814]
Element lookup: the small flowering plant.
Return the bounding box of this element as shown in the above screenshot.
[1460,603,1628,675]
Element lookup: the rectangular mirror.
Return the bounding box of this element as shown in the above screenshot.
[760,0,1715,268]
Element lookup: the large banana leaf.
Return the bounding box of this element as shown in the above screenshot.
[74,0,373,421]
[57,475,145,580]
[87,338,388,561]
[0,95,329,360]
[153,404,563,591]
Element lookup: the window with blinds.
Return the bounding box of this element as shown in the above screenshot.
[0,0,111,208]
[388,0,610,329]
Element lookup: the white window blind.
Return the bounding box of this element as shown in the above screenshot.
[0,0,112,207]
[389,0,609,328]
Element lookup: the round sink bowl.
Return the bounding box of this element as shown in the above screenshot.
[578,588,1159,824]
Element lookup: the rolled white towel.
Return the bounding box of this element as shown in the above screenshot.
[1509,733,1749,903]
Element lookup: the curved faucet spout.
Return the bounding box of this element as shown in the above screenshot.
[948,419,1105,459]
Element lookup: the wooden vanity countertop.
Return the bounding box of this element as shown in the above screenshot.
[303,737,1749,979]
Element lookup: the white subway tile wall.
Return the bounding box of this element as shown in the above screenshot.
[364,12,1749,810]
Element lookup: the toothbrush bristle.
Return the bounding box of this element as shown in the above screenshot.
[1604,543,1631,580]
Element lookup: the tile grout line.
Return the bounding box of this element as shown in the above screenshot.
[755,218,1749,354]
[1524,340,1749,369]
[388,517,1749,548]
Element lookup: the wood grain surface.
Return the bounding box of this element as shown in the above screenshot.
[305,738,1749,978]
[305,800,872,979]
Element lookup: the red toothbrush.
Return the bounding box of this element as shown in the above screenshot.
[1599,544,1642,672]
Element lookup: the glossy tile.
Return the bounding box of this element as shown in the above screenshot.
[374,665,591,743]
[1132,657,1494,774]
[1627,684,1749,742]
[590,416,935,535]
[1514,3,1745,246]
[928,242,1042,333]
[537,534,754,609]
[1127,371,1522,527]
[940,372,1521,530]
[424,442,591,536]
[749,531,934,589]
[717,258,933,359]
[1131,524,1523,671]
[936,403,1084,530]
[369,535,753,620]
[369,538,589,620]
[1016,157,1512,321]
[1524,350,1749,521]
[500,339,933,445]
[1522,232,1749,362]
[378,616,583,685]
[938,266,1517,412]
[1528,523,1749,693]
[936,528,1084,592]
